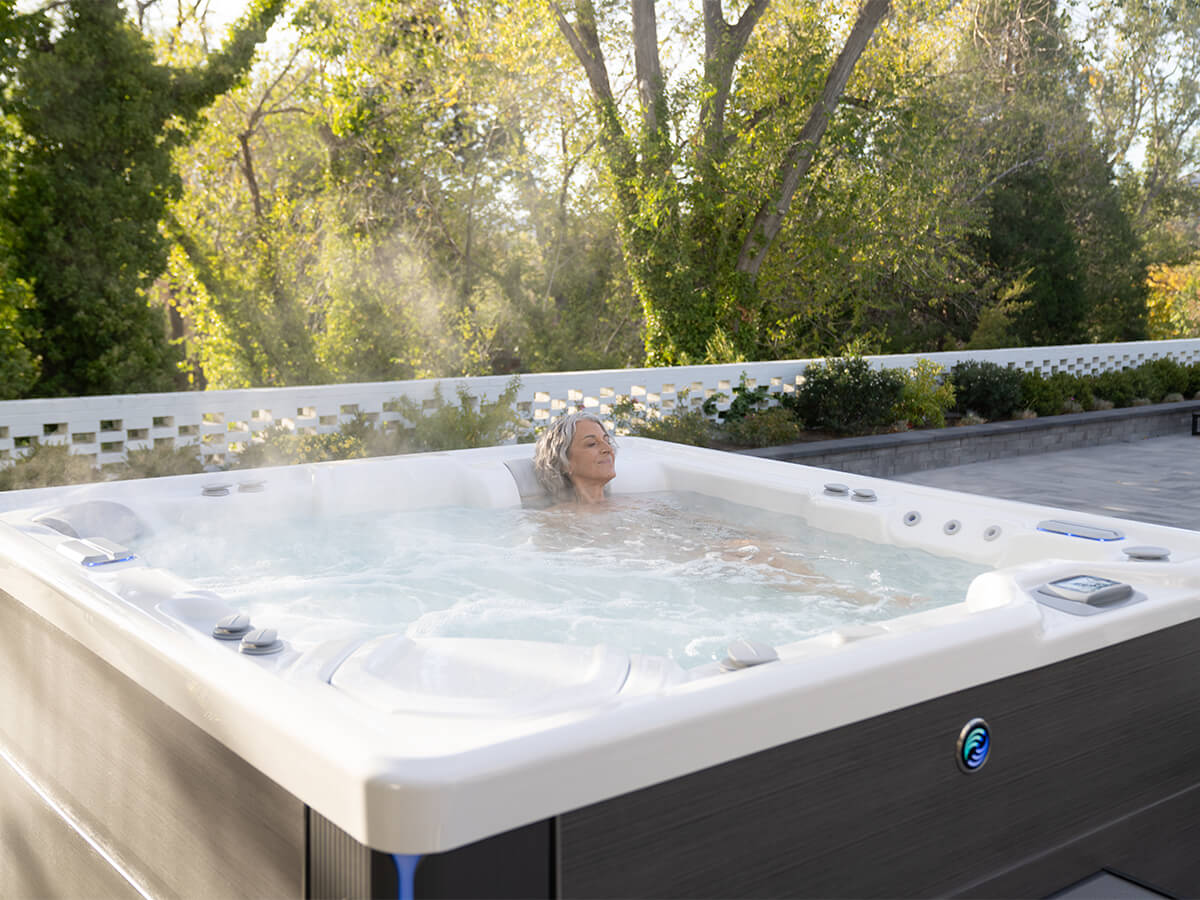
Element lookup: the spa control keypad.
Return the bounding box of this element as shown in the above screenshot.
[1034,575,1141,616]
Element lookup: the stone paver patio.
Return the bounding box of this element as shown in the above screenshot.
[894,433,1200,531]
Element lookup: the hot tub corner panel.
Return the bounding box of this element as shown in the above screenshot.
[308,810,556,900]
[0,586,307,899]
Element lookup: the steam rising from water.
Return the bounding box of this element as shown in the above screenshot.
[133,492,988,667]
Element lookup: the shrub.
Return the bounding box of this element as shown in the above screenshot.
[1186,363,1200,398]
[894,359,955,429]
[1135,358,1190,401]
[111,443,205,479]
[627,408,716,446]
[949,361,1023,420]
[1090,369,1137,407]
[389,377,526,452]
[724,377,772,422]
[0,441,99,491]
[782,357,905,434]
[721,407,803,447]
[1020,372,1088,418]
[232,417,379,468]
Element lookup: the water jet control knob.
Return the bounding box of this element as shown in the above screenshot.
[240,628,283,656]
[1123,545,1170,561]
[212,612,253,640]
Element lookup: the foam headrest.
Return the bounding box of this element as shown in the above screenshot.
[33,500,146,543]
[503,457,547,503]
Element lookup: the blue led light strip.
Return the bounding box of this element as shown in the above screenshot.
[393,854,421,900]
[83,554,138,567]
[1035,526,1122,541]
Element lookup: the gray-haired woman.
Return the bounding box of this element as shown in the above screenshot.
[533,411,617,504]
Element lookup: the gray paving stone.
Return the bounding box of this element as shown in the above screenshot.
[894,435,1200,531]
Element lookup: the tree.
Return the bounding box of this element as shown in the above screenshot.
[0,3,38,398]
[550,0,892,364]
[163,0,643,388]
[0,0,285,397]
[935,0,1147,345]
[754,0,995,356]
[1081,0,1200,262]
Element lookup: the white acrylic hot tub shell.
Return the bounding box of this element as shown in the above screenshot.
[2,438,1200,854]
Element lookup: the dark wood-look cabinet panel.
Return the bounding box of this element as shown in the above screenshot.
[562,618,1200,898]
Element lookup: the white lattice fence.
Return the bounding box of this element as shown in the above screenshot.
[3,339,1199,467]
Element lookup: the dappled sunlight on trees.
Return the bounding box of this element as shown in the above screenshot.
[0,0,285,397]
[2,0,1199,396]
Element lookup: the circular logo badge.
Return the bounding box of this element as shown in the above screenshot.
[957,718,991,772]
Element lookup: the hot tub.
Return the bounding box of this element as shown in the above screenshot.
[2,438,1200,898]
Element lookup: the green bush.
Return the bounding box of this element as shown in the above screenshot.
[1020,371,1089,418]
[1186,363,1200,398]
[233,424,371,469]
[0,441,100,491]
[949,360,1024,419]
[894,359,955,429]
[719,375,772,422]
[390,378,525,452]
[1090,369,1137,407]
[1132,358,1190,402]
[720,407,803,446]
[627,408,716,446]
[111,443,206,479]
[782,357,905,434]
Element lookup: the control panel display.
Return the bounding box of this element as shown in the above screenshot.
[1040,575,1133,606]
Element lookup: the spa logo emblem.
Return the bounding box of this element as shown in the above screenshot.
[956,718,991,773]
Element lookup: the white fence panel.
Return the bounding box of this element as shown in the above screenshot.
[2,339,1199,467]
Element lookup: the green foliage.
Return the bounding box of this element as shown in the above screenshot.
[1089,369,1138,408]
[704,375,773,423]
[164,0,642,386]
[0,0,284,397]
[623,409,717,448]
[1132,358,1191,402]
[232,378,524,467]
[721,407,804,447]
[389,378,525,452]
[950,360,1024,419]
[977,168,1087,346]
[894,359,955,429]
[110,444,206,479]
[1086,359,1198,407]
[0,229,38,399]
[234,425,372,469]
[1019,372,1091,418]
[782,357,906,434]
[1081,0,1200,262]
[0,442,99,491]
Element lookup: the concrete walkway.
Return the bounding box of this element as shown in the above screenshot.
[894,434,1200,531]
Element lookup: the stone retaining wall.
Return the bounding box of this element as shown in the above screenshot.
[739,401,1200,478]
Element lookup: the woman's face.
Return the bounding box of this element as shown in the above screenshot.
[566,419,616,490]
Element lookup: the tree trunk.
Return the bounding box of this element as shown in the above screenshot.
[736,0,891,277]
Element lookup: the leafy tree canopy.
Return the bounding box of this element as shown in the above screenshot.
[0,0,284,396]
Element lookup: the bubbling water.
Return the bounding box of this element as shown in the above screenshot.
[133,492,988,667]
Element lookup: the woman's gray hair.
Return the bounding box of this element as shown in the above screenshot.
[533,411,616,499]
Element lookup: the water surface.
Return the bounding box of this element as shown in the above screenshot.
[134,492,988,666]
